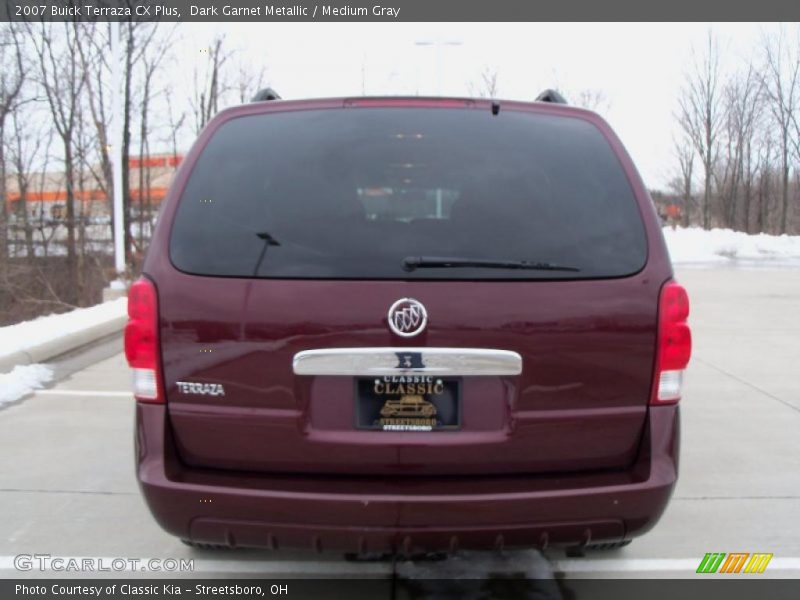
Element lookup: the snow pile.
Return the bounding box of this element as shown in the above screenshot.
[663,227,800,264]
[0,297,127,365]
[0,364,53,407]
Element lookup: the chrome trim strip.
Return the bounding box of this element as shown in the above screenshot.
[292,347,522,377]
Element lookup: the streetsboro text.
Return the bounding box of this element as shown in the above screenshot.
[189,5,401,18]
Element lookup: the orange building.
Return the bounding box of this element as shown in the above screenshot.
[4,154,182,219]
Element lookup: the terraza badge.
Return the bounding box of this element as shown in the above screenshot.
[176,381,225,396]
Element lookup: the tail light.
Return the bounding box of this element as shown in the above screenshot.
[124,277,163,403]
[652,280,692,404]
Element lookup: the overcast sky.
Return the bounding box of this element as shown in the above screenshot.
[170,22,788,190]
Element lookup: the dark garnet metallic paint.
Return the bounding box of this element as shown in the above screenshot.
[136,403,678,551]
[137,97,677,550]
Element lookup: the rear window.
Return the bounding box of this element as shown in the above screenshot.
[169,107,647,280]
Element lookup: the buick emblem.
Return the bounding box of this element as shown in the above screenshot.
[387,298,428,337]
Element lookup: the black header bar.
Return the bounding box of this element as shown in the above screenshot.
[5,579,800,600]
[2,0,800,22]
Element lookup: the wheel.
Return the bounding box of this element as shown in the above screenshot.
[180,539,231,550]
[585,540,632,551]
[344,552,394,562]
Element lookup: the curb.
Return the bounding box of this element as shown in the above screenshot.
[0,312,127,374]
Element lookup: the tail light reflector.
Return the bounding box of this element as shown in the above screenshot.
[652,281,691,404]
[124,277,163,403]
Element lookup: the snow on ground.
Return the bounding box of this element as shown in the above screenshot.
[0,298,126,407]
[0,297,127,365]
[0,364,53,407]
[663,227,800,265]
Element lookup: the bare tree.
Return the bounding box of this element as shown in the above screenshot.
[165,89,187,162]
[77,22,173,271]
[574,89,611,114]
[29,22,85,306]
[32,132,56,259]
[119,22,163,267]
[235,61,268,104]
[468,66,500,98]
[673,135,695,227]
[0,23,26,268]
[75,24,113,202]
[192,36,231,133]
[741,120,766,233]
[74,99,93,301]
[762,27,800,234]
[136,25,179,257]
[677,31,724,229]
[7,105,49,260]
[739,70,766,233]
[717,64,763,229]
[755,137,776,233]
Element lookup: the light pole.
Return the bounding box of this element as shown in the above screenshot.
[110,21,125,292]
[413,38,462,219]
[414,38,463,95]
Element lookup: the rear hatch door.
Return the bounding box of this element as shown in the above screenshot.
[157,102,658,476]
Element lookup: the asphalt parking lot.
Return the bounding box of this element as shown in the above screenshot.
[1,267,799,588]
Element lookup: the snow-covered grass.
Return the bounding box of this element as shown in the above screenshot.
[0,297,127,365]
[0,364,53,407]
[0,298,127,407]
[663,227,800,265]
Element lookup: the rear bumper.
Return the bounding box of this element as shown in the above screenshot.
[136,404,679,552]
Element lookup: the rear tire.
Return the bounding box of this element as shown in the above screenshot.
[585,540,632,551]
[344,552,394,562]
[180,539,231,550]
[344,551,448,562]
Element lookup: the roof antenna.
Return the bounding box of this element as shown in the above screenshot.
[491,101,500,116]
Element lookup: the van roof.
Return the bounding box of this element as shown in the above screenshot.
[211,95,603,124]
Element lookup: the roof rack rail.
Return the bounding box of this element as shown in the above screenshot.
[535,89,567,104]
[251,88,282,102]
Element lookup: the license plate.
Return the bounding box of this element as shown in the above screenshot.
[355,376,461,431]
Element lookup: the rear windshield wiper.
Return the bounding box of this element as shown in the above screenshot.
[253,231,281,276]
[402,256,580,273]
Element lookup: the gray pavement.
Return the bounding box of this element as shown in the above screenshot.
[1,267,799,584]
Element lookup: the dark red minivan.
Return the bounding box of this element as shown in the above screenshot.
[125,93,691,554]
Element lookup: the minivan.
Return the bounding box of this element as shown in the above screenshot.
[125,92,691,554]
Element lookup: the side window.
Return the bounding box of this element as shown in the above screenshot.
[359,188,458,222]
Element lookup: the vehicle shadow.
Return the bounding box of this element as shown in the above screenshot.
[393,549,564,600]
